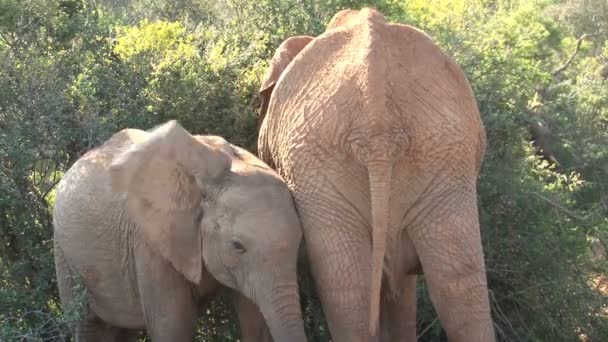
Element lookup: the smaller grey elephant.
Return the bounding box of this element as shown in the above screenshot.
[53,120,306,341]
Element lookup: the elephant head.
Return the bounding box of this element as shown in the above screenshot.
[109,120,305,341]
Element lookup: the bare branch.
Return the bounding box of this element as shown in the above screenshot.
[529,191,585,222]
[417,316,439,339]
[0,31,15,47]
[552,31,599,78]
[40,177,61,201]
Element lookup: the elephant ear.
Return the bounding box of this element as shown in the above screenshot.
[258,35,314,128]
[109,120,231,284]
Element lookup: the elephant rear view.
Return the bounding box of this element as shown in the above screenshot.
[53,120,306,341]
[258,8,494,342]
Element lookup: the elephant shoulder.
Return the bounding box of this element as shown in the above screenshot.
[78,129,146,166]
[104,129,147,151]
[57,129,146,206]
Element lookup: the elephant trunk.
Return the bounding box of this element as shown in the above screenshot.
[257,280,306,342]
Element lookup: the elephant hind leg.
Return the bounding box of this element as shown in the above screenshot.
[54,243,78,316]
[297,192,373,342]
[68,293,141,342]
[74,311,140,342]
[409,189,495,342]
[110,327,141,341]
[54,243,141,342]
[54,242,90,340]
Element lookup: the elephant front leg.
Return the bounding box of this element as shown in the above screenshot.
[135,248,199,341]
[299,197,373,342]
[410,188,496,342]
[230,290,273,342]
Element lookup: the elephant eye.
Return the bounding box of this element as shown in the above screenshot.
[231,240,247,254]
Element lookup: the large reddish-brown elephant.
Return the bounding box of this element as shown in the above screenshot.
[258,8,495,342]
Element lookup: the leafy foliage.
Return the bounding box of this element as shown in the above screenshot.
[1,0,606,341]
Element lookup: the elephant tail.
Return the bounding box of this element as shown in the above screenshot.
[368,159,392,337]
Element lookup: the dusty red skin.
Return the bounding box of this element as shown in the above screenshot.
[258,7,495,342]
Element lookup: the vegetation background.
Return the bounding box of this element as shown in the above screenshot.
[1,0,607,340]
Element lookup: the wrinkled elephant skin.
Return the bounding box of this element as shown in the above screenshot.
[258,8,495,342]
[53,120,306,342]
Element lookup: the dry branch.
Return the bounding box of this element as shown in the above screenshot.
[529,191,585,223]
[552,31,599,78]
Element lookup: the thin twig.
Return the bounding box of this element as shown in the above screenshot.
[489,289,520,341]
[528,191,586,223]
[416,316,439,339]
